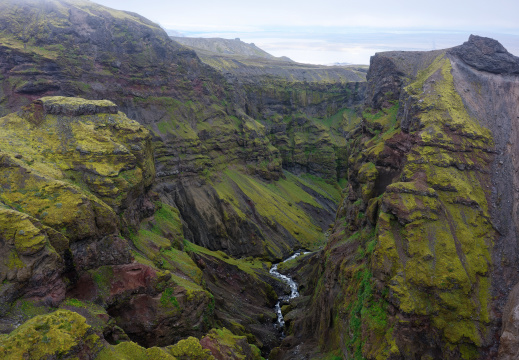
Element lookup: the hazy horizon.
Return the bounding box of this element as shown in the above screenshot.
[92,0,519,64]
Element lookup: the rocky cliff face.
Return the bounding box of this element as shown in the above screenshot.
[0,95,291,357]
[5,1,519,359]
[0,0,350,262]
[176,36,367,181]
[271,35,519,360]
[0,0,361,358]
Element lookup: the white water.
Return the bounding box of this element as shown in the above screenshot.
[269,251,309,335]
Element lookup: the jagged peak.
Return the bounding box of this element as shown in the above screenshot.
[449,34,519,74]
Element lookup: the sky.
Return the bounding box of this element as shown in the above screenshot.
[92,0,519,64]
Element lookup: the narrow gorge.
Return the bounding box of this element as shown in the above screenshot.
[0,1,519,360]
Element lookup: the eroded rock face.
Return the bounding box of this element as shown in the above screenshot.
[275,35,519,360]
[0,96,159,335]
[192,251,281,352]
[447,35,519,359]
[0,209,66,316]
[0,0,348,263]
[0,0,350,356]
[67,263,211,347]
[451,35,519,74]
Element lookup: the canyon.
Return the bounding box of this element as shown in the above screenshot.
[0,1,519,359]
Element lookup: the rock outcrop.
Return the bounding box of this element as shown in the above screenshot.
[0,0,347,261]
[272,35,519,360]
[0,96,283,355]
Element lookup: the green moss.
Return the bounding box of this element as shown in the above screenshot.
[368,55,495,356]
[201,328,262,360]
[184,240,268,279]
[166,337,215,359]
[160,287,180,309]
[0,310,100,359]
[314,52,496,359]
[0,209,47,255]
[0,97,155,246]
[214,169,324,250]
[97,341,176,360]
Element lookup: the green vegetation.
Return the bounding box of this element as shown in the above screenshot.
[160,287,180,308]
[201,328,263,360]
[166,337,214,359]
[0,310,100,359]
[184,240,268,278]
[97,341,176,360]
[319,54,496,359]
[214,168,328,252]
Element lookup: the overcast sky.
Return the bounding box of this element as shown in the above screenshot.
[93,0,519,64]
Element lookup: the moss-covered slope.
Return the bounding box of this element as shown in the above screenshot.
[0,309,262,360]
[0,0,355,263]
[271,36,519,360]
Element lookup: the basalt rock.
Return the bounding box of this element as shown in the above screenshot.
[279,35,519,360]
[450,34,519,75]
[0,96,163,342]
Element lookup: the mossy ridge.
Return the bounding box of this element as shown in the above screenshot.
[308,54,496,359]
[283,171,342,203]
[371,57,494,357]
[0,307,262,360]
[183,240,269,279]
[97,341,177,360]
[200,327,263,360]
[0,98,154,211]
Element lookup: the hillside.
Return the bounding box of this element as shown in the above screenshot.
[0,0,362,358]
[173,36,366,83]
[1,0,519,359]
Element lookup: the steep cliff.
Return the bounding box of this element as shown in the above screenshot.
[7,1,519,360]
[0,96,288,356]
[0,0,351,262]
[272,35,519,360]
[0,0,364,356]
[175,35,367,181]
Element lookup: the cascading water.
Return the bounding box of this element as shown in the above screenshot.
[269,251,309,336]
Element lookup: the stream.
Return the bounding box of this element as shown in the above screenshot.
[269,251,309,336]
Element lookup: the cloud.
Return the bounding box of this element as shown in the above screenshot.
[95,0,519,33]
